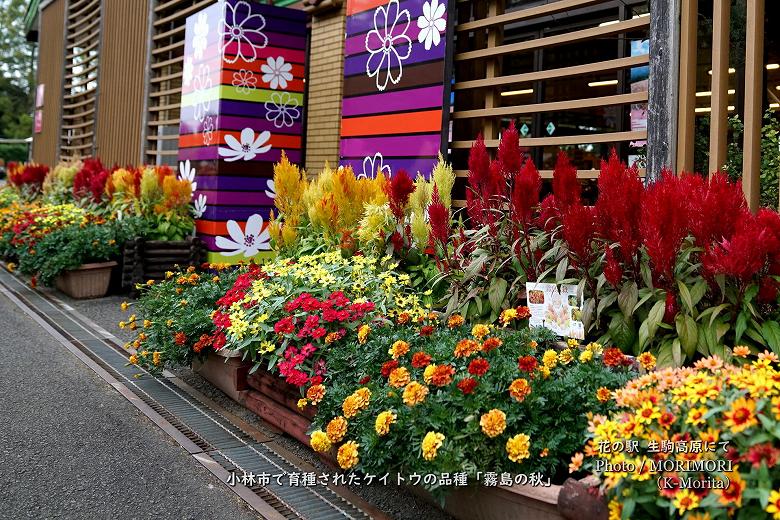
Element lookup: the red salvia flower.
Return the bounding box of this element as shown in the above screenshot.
[385,168,415,221]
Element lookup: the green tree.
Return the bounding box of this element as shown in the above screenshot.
[0,0,36,162]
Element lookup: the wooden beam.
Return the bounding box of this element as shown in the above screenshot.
[676,0,698,174]
[451,130,647,149]
[452,92,647,119]
[456,0,606,32]
[708,0,731,175]
[483,0,503,141]
[742,0,764,211]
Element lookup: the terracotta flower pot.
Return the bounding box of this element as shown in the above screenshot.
[55,261,118,299]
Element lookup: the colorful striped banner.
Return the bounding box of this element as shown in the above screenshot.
[339,0,453,179]
[177,0,307,263]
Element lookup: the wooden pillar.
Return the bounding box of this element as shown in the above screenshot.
[742,0,764,211]
[647,0,682,182]
[708,0,731,175]
[676,0,698,174]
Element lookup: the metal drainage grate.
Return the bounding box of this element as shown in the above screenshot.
[0,269,372,520]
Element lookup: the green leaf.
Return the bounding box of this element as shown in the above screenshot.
[676,314,698,359]
[762,321,780,355]
[735,312,748,344]
[618,282,638,320]
[689,280,707,308]
[555,257,569,283]
[672,339,682,367]
[677,280,693,313]
[487,277,508,313]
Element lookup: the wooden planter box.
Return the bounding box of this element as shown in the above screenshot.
[192,350,252,402]
[122,237,206,296]
[55,261,117,299]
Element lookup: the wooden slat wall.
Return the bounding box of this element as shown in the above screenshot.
[451,0,650,179]
[94,0,150,165]
[144,0,307,166]
[60,0,102,160]
[32,0,67,165]
[305,3,345,172]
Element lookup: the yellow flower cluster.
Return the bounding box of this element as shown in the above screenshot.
[402,381,429,406]
[342,387,371,418]
[421,431,445,461]
[310,430,331,453]
[506,433,531,463]
[326,416,348,443]
[388,367,411,388]
[388,340,409,359]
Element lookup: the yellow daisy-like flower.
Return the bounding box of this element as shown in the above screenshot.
[607,499,622,520]
[635,401,661,424]
[388,367,411,388]
[326,416,348,443]
[421,431,445,461]
[152,351,161,366]
[402,381,429,406]
[119,321,126,329]
[673,489,700,514]
[374,411,397,436]
[506,433,530,463]
[480,409,507,438]
[310,430,331,453]
[471,324,490,340]
[733,345,751,358]
[337,441,359,469]
[686,406,708,426]
[388,340,410,359]
[723,397,757,433]
[165,271,174,279]
[766,489,780,519]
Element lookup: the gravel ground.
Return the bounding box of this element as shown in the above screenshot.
[64,291,454,520]
[0,293,260,520]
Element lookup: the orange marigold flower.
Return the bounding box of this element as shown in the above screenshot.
[482,337,503,353]
[326,416,348,443]
[430,364,455,386]
[480,409,507,438]
[411,351,432,368]
[602,347,626,367]
[388,340,410,359]
[388,367,411,388]
[174,332,187,346]
[337,441,359,470]
[342,395,362,418]
[596,387,612,402]
[509,378,531,402]
[447,314,465,328]
[306,384,326,405]
[397,312,411,325]
[454,339,480,358]
[472,324,490,340]
[637,352,656,370]
[403,381,429,406]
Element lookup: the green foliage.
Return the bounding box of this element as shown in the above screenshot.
[725,112,780,209]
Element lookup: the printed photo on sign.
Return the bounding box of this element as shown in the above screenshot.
[525,282,585,340]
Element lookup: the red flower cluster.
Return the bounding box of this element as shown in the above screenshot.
[467,357,490,376]
[428,185,450,247]
[73,158,109,202]
[411,351,432,368]
[381,359,399,377]
[457,377,478,395]
[602,347,632,367]
[385,168,415,221]
[8,163,49,190]
[518,355,538,373]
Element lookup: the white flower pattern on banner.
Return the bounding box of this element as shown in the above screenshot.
[216,214,271,257]
[193,12,209,59]
[192,64,212,123]
[417,0,446,50]
[365,0,412,91]
[203,116,215,146]
[178,160,197,194]
[193,194,207,218]
[183,57,194,88]
[219,128,271,162]
[361,153,391,179]
[265,179,276,199]
[222,0,268,64]
[231,69,257,95]
[261,56,293,90]
[264,92,300,129]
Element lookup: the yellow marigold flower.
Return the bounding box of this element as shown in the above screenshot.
[673,489,700,514]
[388,340,410,359]
[506,433,530,463]
[454,338,480,358]
[567,338,579,348]
[586,342,603,355]
[325,332,341,344]
[187,265,196,273]
[596,387,612,402]
[152,352,161,366]
[326,416,348,443]
[499,308,518,326]
[297,398,308,410]
[579,350,593,363]
[480,409,507,438]
[607,500,622,520]
[354,387,371,408]
[337,441,359,470]
[388,367,411,388]
[733,345,751,358]
[529,340,538,349]
[539,366,551,379]
[423,364,436,384]
[166,319,173,327]
[559,348,574,365]
[637,352,656,370]
[342,394,362,418]
[472,324,490,340]
[569,452,584,473]
[165,271,174,279]
[374,411,396,436]
[6,262,16,272]
[306,384,326,405]
[143,320,152,328]
[146,279,154,286]
[310,430,331,453]
[723,397,757,433]
[542,349,558,368]
[447,314,464,328]
[176,287,183,295]
[212,276,220,283]
[686,406,708,426]
[766,489,780,519]
[403,381,429,406]
[133,339,141,348]
[180,299,188,306]
[129,355,138,365]
[421,431,445,461]
[129,322,138,331]
[120,301,129,311]
[128,314,136,322]
[357,324,371,344]
[509,378,531,402]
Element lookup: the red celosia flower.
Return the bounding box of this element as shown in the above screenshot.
[595,149,643,267]
[702,212,775,284]
[686,173,747,248]
[604,247,623,287]
[457,377,478,395]
[758,277,779,304]
[381,360,399,378]
[385,168,415,220]
[511,157,541,225]
[561,203,597,269]
[552,151,580,210]
[468,357,490,376]
[640,171,689,287]
[497,120,522,178]
[411,351,432,368]
[73,158,109,202]
[536,194,559,232]
[466,135,504,227]
[602,347,625,367]
[663,291,678,324]
[518,355,538,372]
[757,209,780,275]
[428,185,450,247]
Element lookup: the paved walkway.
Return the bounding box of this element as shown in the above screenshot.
[0,294,260,520]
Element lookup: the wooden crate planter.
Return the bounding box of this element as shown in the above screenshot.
[192,351,252,403]
[55,261,117,299]
[122,237,206,296]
